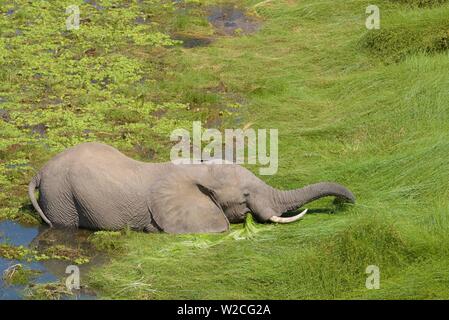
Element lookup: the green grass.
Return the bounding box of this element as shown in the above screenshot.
[2,0,449,299]
[390,0,449,7]
[88,0,449,299]
[360,6,449,62]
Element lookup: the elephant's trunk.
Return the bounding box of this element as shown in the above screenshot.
[269,182,355,223]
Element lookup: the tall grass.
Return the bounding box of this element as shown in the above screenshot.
[84,0,449,299]
[360,6,449,62]
[390,0,449,7]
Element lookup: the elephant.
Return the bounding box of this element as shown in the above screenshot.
[28,142,355,233]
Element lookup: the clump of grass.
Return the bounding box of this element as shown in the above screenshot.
[89,231,126,253]
[2,264,41,286]
[0,244,34,260]
[360,7,449,62]
[42,245,90,265]
[25,282,73,300]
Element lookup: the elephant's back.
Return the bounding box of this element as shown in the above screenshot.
[41,142,140,175]
[45,142,144,201]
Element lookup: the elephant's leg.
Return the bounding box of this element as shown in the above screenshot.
[72,189,130,231]
[142,216,162,233]
[69,167,146,231]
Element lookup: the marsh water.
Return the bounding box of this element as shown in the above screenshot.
[173,4,260,48]
[0,221,54,299]
[0,221,100,299]
[207,5,260,36]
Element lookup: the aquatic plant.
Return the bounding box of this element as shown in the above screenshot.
[2,263,41,286]
[0,243,89,264]
[25,282,73,300]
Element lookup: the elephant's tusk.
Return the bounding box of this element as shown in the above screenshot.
[269,209,308,224]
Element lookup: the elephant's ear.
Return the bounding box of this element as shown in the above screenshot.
[148,172,229,234]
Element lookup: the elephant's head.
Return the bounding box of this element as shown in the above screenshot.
[148,163,355,234]
[205,164,355,223]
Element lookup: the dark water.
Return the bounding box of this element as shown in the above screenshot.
[0,220,99,300]
[0,220,38,246]
[207,5,260,36]
[173,4,260,48]
[172,34,213,48]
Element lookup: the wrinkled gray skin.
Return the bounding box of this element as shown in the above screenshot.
[28,142,355,234]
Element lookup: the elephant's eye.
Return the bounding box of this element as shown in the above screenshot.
[243,192,250,197]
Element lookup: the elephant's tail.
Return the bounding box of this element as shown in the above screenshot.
[28,173,53,227]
